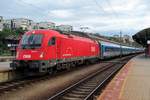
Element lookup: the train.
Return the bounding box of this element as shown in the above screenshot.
[10,29,143,74]
[99,41,143,59]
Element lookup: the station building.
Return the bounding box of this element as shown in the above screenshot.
[0,16,4,31]
[56,25,73,32]
[32,22,56,30]
[133,28,150,56]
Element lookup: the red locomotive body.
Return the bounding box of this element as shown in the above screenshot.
[11,29,100,73]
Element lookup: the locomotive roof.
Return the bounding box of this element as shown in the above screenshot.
[25,29,96,43]
[26,29,61,35]
[26,29,90,37]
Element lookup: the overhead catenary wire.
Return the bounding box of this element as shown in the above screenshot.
[92,0,120,28]
[93,0,123,35]
[19,0,46,12]
[105,0,120,19]
[93,0,121,25]
[93,0,108,14]
[17,0,51,21]
[105,0,124,37]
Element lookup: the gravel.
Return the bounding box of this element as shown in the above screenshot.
[0,62,109,100]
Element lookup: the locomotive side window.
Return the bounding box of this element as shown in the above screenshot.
[48,37,56,46]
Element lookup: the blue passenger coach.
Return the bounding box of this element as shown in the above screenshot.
[99,41,143,59]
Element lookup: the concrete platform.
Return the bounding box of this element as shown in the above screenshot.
[0,62,14,82]
[0,56,14,62]
[98,54,150,100]
[0,61,12,72]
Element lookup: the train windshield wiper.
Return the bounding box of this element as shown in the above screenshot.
[29,44,41,49]
[21,44,30,49]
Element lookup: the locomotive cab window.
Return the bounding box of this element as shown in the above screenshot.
[21,34,43,49]
[48,37,56,46]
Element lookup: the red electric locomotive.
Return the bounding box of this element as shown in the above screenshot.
[10,29,100,73]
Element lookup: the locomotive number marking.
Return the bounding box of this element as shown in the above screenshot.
[23,55,31,58]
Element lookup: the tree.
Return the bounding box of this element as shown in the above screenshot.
[0,28,16,54]
[14,27,26,35]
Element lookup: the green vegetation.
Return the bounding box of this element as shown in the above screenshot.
[0,28,25,56]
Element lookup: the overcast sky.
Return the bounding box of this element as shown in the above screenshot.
[1,0,150,36]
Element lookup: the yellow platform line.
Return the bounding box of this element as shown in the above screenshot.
[97,59,133,100]
[119,60,133,99]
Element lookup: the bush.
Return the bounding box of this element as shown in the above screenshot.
[0,28,25,56]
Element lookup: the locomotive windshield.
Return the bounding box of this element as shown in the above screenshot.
[21,34,43,49]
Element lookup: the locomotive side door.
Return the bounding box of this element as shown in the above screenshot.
[56,37,61,60]
[47,37,57,60]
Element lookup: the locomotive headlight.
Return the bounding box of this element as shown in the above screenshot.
[40,52,44,58]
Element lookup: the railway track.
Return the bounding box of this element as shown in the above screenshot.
[48,55,134,100]
[0,75,51,95]
[0,62,95,95]
[0,55,135,99]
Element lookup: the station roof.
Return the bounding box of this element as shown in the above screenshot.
[5,35,20,40]
[132,28,150,47]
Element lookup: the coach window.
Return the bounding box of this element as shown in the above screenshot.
[48,37,56,46]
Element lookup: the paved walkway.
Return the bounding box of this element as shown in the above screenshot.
[0,62,11,71]
[0,56,14,59]
[98,54,150,100]
[0,56,14,63]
